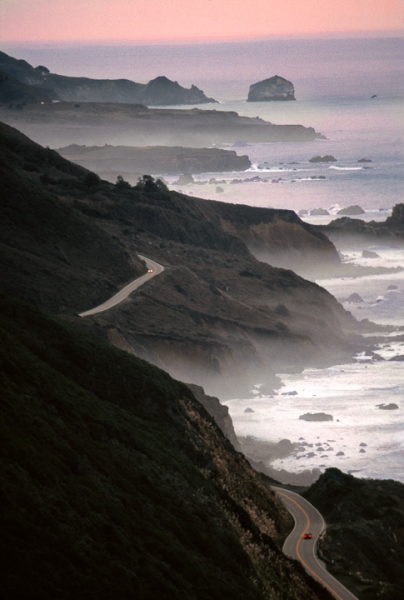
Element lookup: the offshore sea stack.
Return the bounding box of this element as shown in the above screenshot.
[247,75,296,102]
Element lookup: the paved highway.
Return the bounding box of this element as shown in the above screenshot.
[273,487,358,600]
[79,255,164,317]
[79,255,357,600]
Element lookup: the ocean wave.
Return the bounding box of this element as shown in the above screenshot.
[329,166,363,170]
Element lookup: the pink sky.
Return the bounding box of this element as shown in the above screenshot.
[0,0,403,43]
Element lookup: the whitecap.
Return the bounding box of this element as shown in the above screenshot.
[329,166,362,170]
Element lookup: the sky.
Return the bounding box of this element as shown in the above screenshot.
[0,0,403,43]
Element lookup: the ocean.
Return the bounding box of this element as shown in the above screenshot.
[3,36,404,483]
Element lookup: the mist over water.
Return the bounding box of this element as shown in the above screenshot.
[5,36,403,482]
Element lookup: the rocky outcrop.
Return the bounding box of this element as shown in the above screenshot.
[247,76,295,102]
[299,413,333,421]
[362,249,379,258]
[210,202,341,276]
[57,144,251,177]
[0,50,216,106]
[186,384,242,450]
[309,155,337,163]
[337,205,364,216]
[316,204,404,244]
[139,75,216,106]
[310,208,330,216]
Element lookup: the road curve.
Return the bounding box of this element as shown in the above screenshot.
[273,487,358,600]
[79,255,164,317]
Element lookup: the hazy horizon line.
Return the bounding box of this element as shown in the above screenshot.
[2,28,402,48]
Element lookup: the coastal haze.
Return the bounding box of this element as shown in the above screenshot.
[2,32,403,495]
[1,1,404,598]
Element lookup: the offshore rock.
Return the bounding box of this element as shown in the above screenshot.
[247,75,295,102]
[299,412,333,421]
[309,155,337,163]
[337,205,365,216]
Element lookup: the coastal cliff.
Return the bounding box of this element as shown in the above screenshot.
[315,204,404,246]
[0,50,216,106]
[0,119,339,599]
[0,101,325,148]
[0,121,359,400]
[57,143,252,177]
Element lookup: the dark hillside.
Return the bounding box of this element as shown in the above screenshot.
[0,68,54,106]
[0,50,215,106]
[0,295,333,600]
[0,122,145,312]
[304,468,404,600]
[0,121,362,397]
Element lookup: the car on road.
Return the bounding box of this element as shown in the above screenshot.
[303,532,312,539]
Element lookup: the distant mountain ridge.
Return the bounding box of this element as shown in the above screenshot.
[0,50,217,106]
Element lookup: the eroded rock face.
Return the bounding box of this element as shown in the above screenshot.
[247,76,295,102]
[186,384,242,450]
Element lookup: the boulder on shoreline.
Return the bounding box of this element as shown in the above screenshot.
[345,293,364,303]
[299,413,333,422]
[362,249,380,258]
[247,76,295,102]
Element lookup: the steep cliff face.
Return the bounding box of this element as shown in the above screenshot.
[248,76,296,102]
[316,203,404,245]
[186,383,242,451]
[211,202,341,277]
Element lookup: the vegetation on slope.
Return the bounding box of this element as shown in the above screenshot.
[304,468,404,600]
[0,120,361,399]
[0,295,332,599]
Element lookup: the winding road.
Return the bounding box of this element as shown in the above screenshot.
[78,255,357,599]
[273,487,358,600]
[79,255,164,317]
